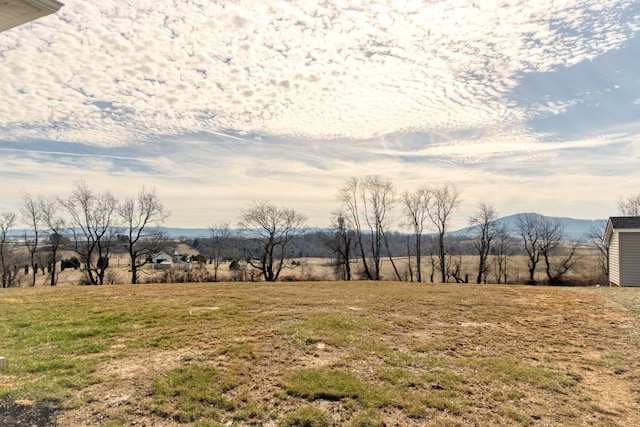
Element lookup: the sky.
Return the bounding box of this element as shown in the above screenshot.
[1,0,639,230]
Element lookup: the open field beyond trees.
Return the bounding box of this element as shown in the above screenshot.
[25,250,605,287]
[1,282,639,426]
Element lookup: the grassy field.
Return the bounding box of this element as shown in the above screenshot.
[1,282,639,426]
[47,252,604,286]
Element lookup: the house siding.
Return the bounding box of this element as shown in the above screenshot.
[619,232,640,287]
[609,232,620,286]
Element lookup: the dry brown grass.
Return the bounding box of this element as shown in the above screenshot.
[41,251,604,287]
[1,281,639,426]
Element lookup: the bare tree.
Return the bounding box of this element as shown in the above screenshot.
[209,222,232,282]
[117,187,170,284]
[327,212,354,281]
[362,176,400,280]
[426,235,437,282]
[62,181,118,285]
[404,235,414,282]
[492,224,513,284]
[426,183,461,283]
[0,212,18,288]
[402,186,431,282]
[448,254,468,283]
[20,192,41,286]
[537,217,565,281]
[548,240,580,283]
[336,177,373,280]
[469,204,499,284]
[514,213,542,283]
[336,176,399,281]
[239,201,307,282]
[618,194,640,216]
[38,196,66,286]
[515,214,578,284]
[537,217,579,284]
[585,223,608,279]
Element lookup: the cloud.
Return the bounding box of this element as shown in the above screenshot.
[0,125,637,229]
[0,0,639,228]
[0,0,638,144]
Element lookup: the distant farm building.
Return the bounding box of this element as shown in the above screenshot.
[604,217,640,286]
[151,251,173,270]
[151,251,191,270]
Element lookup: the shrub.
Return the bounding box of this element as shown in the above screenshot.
[61,257,80,270]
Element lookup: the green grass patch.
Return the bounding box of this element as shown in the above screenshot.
[502,408,532,425]
[490,388,526,402]
[279,404,329,427]
[285,368,368,401]
[0,303,127,399]
[378,368,420,387]
[422,371,467,391]
[279,314,368,348]
[215,340,260,360]
[151,364,239,422]
[232,400,267,422]
[421,392,465,416]
[551,338,573,346]
[475,358,576,392]
[5,356,99,399]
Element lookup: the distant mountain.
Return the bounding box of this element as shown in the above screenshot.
[450,213,607,241]
[160,227,211,238]
[7,216,607,242]
[6,226,214,240]
[159,226,330,239]
[158,216,609,240]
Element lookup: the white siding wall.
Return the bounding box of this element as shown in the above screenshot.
[609,232,620,286]
[620,232,640,287]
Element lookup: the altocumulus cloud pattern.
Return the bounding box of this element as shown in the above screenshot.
[0,0,638,144]
[0,0,639,227]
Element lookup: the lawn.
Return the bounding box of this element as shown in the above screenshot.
[0,282,639,426]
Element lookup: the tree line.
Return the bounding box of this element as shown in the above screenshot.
[1,177,637,286]
[200,178,638,285]
[326,177,594,285]
[1,181,169,287]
